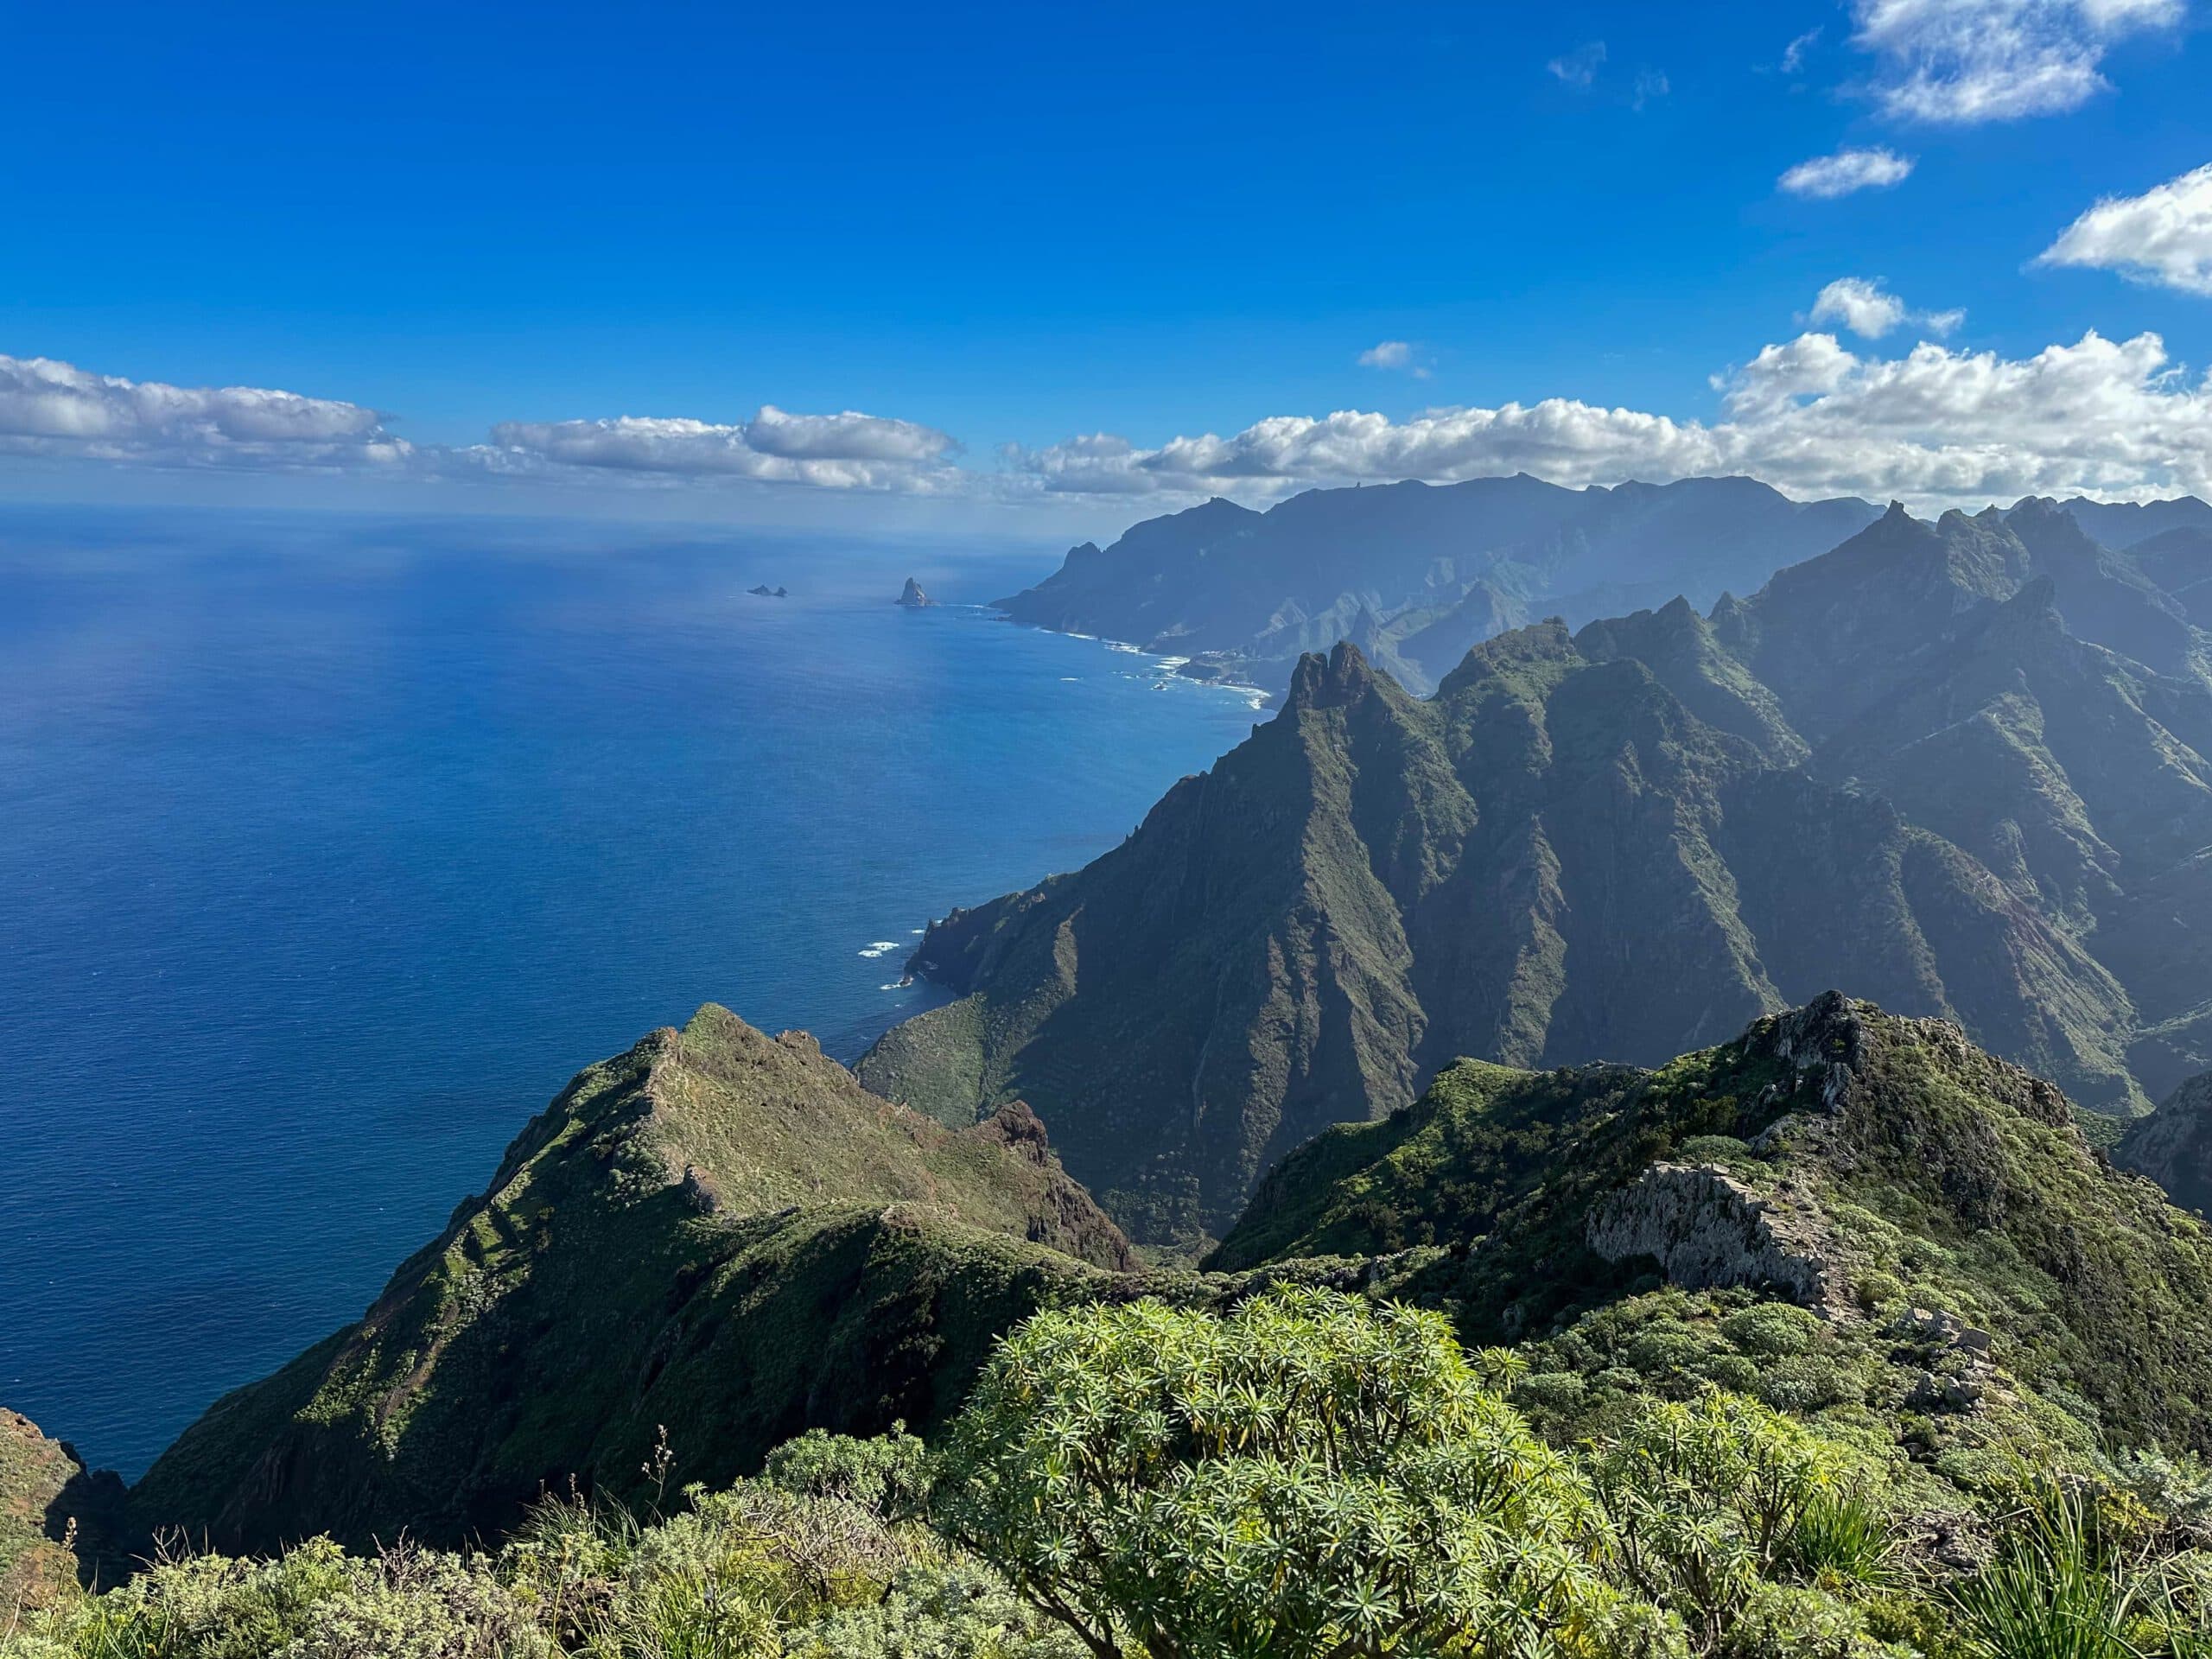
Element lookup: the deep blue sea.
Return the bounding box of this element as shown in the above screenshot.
[0,505,1267,1478]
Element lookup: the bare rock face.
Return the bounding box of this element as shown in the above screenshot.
[1586,1162,1837,1306]
[2116,1072,2212,1214]
[897,577,937,608]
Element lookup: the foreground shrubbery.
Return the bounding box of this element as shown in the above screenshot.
[14,1288,2212,1657]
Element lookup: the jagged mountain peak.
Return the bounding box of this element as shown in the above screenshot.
[861,554,2152,1234]
[1286,639,1390,709]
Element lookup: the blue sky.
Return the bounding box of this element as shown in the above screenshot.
[3,0,2209,528]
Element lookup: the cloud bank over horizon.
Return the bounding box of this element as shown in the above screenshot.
[7,303,2211,518]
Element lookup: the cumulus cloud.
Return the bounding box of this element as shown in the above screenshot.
[0,353,968,496]
[1812,278,1909,338]
[1849,0,2183,124]
[0,353,408,467]
[1009,328,2212,508]
[16,327,2212,514]
[1547,41,1606,87]
[1779,146,1916,199]
[2039,162,2212,296]
[1808,277,1964,340]
[482,407,958,492]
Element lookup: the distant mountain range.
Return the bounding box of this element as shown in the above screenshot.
[865,495,2212,1240]
[995,474,2212,696]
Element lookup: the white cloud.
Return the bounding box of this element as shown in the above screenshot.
[1547,41,1606,87]
[1808,277,1964,340]
[0,354,409,468]
[478,408,960,491]
[0,353,964,496]
[1010,328,2212,509]
[1632,67,1670,109]
[15,323,2212,516]
[2039,162,2212,296]
[1812,278,1909,337]
[1781,28,1822,73]
[1778,146,1916,199]
[1357,340,1414,370]
[1849,0,2183,124]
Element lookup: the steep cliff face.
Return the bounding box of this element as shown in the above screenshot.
[862,502,2212,1238]
[2,1410,81,1611]
[131,1006,1131,1554]
[2116,1072,2212,1216]
[1583,1163,1837,1307]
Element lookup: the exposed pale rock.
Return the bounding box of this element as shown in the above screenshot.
[1586,1162,1836,1306]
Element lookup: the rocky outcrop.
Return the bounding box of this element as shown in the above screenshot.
[2,1408,80,1608]
[896,578,936,608]
[1586,1164,1838,1307]
[971,1101,1134,1270]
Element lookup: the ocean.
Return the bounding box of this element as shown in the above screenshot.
[0,505,1267,1478]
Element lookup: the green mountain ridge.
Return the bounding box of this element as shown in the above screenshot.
[1217,991,2212,1461]
[861,499,2212,1238]
[96,991,2212,1580]
[128,1004,1135,1554]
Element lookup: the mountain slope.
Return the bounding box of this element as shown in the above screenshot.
[861,627,2135,1239]
[2133,526,2212,627]
[1217,995,2212,1459]
[2,1411,80,1611]
[865,500,2212,1237]
[2063,493,2212,550]
[997,474,1880,693]
[130,1006,1132,1553]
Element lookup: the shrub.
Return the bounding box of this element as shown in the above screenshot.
[934,1287,1674,1658]
[1948,1477,2148,1659]
[1719,1305,1821,1360]
[1592,1393,1891,1652]
[761,1425,931,1520]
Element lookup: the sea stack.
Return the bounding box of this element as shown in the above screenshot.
[897,577,937,608]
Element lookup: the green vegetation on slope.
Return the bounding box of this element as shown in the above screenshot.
[28,1294,2212,1656]
[1,1412,81,1614]
[1217,995,2212,1464]
[130,1005,1134,1554]
[867,499,2212,1238]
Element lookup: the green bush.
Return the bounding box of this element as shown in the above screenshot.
[934,1287,1669,1658]
[1592,1392,1894,1652]
[1719,1305,1821,1359]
